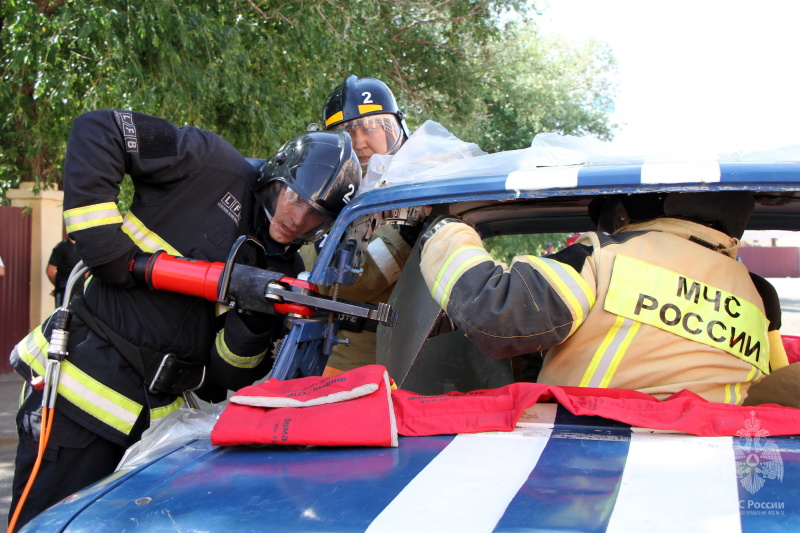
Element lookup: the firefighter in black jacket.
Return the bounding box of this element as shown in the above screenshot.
[8,110,360,530]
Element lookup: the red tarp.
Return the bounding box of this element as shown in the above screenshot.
[212,363,800,447]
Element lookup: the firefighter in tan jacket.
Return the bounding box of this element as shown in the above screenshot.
[302,75,414,374]
[419,191,792,405]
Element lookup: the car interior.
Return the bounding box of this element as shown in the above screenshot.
[362,189,800,394]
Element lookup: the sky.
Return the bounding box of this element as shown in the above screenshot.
[537,1,800,245]
[536,0,800,156]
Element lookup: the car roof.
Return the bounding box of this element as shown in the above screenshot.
[311,160,800,285]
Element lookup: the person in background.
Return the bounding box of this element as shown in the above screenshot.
[304,75,415,376]
[47,236,81,307]
[418,191,791,405]
[8,109,360,531]
[0,254,5,276]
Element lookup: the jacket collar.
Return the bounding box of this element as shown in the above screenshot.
[619,218,741,259]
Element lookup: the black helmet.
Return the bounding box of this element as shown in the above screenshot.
[322,75,411,151]
[588,193,667,234]
[663,191,754,239]
[254,131,361,244]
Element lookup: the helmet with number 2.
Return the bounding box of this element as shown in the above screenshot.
[254,131,361,244]
[322,75,410,166]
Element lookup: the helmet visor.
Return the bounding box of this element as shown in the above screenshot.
[262,182,335,245]
[331,113,404,165]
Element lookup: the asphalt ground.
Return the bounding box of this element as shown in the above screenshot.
[2,278,800,529]
[0,372,23,531]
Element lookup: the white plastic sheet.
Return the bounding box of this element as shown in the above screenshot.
[359,127,800,194]
[115,401,224,472]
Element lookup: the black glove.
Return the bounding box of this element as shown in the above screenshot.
[398,223,423,247]
[92,247,140,288]
[234,308,275,335]
[418,215,467,253]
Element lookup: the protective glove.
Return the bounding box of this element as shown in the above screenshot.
[417,215,468,253]
[92,247,140,288]
[234,308,275,335]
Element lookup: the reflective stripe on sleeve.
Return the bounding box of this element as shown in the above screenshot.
[64,202,123,233]
[368,237,403,284]
[18,327,142,435]
[215,331,267,369]
[122,211,181,255]
[151,396,185,422]
[430,246,493,308]
[579,315,641,388]
[524,256,596,334]
[724,366,761,405]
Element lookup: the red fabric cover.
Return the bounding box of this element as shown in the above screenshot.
[392,382,800,437]
[229,367,382,408]
[210,365,397,447]
[783,335,800,364]
[212,365,800,448]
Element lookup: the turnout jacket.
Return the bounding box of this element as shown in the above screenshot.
[11,110,301,446]
[301,225,412,372]
[420,218,780,404]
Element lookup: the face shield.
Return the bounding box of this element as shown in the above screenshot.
[259,182,335,245]
[330,113,405,167]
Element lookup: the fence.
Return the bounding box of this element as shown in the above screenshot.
[0,206,32,374]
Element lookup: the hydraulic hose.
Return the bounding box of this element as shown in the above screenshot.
[7,262,89,533]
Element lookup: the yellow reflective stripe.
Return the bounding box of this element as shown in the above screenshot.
[64,202,123,233]
[525,256,595,334]
[19,327,142,434]
[358,104,383,114]
[431,246,493,308]
[122,211,181,255]
[215,331,266,369]
[605,255,770,373]
[579,316,640,387]
[325,111,344,127]
[725,365,761,405]
[151,396,185,421]
[598,320,640,388]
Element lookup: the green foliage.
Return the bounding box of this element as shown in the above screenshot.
[0,0,617,204]
[484,233,571,264]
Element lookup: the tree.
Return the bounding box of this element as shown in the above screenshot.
[0,0,616,205]
[484,233,571,264]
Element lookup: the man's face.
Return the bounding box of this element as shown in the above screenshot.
[332,114,402,165]
[268,184,327,244]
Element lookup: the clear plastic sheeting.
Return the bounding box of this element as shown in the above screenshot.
[359,120,487,194]
[358,127,800,193]
[115,401,224,472]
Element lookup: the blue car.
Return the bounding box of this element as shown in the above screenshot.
[23,141,800,532]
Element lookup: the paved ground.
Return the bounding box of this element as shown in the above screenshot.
[0,372,22,531]
[2,278,800,528]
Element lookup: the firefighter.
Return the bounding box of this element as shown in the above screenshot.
[8,111,360,531]
[418,191,789,405]
[304,75,417,375]
[322,74,410,167]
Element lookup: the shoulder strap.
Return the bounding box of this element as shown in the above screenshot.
[69,295,156,379]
